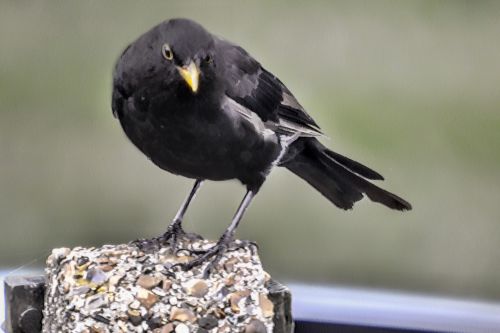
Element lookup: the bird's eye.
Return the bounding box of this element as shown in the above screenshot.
[162,44,173,61]
[204,54,213,64]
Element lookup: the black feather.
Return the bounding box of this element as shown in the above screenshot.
[284,139,412,211]
[217,38,321,133]
[323,149,384,180]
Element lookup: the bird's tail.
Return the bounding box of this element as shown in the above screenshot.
[282,138,412,211]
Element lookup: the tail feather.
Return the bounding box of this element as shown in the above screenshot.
[283,139,412,211]
[324,150,384,180]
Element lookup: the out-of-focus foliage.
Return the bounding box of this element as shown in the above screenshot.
[1,1,499,300]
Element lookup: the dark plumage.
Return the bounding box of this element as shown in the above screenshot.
[112,19,411,273]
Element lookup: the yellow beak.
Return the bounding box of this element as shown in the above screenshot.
[177,61,200,93]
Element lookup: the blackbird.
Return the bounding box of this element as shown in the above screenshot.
[112,18,411,272]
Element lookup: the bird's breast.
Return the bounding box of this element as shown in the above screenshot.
[118,95,281,181]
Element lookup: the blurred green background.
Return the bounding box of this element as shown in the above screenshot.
[1,1,499,301]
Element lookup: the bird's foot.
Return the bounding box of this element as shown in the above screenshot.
[186,244,226,278]
[229,239,259,254]
[176,238,258,278]
[131,237,159,252]
[179,234,234,278]
[160,220,187,251]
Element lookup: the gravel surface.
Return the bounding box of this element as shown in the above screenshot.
[43,237,274,333]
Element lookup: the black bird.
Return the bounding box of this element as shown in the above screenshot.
[112,18,411,271]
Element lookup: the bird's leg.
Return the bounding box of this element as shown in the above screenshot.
[161,179,204,249]
[183,190,255,277]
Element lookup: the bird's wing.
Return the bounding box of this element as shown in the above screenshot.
[215,38,323,137]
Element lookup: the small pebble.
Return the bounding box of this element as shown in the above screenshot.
[161,323,174,333]
[198,315,218,329]
[129,300,140,309]
[147,316,163,329]
[184,279,209,297]
[77,256,90,267]
[137,274,161,289]
[136,287,159,309]
[127,309,142,326]
[175,323,190,333]
[162,279,173,291]
[170,307,196,323]
[86,294,107,310]
[229,290,251,313]
[259,294,274,318]
[169,296,178,305]
[86,267,107,285]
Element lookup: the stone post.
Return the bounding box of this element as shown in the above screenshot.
[3,237,293,333]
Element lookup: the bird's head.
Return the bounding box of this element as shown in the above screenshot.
[113,18,217,111]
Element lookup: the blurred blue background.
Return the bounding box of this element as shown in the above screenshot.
[1,1,499,301]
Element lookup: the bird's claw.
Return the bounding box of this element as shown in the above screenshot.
[178,238,258,278]
[131,234,170,252]
[227,239,259,254]
[176,239,257,256]
[162,235,222,277]
[160,221,186,251]
[185,243,227,278]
